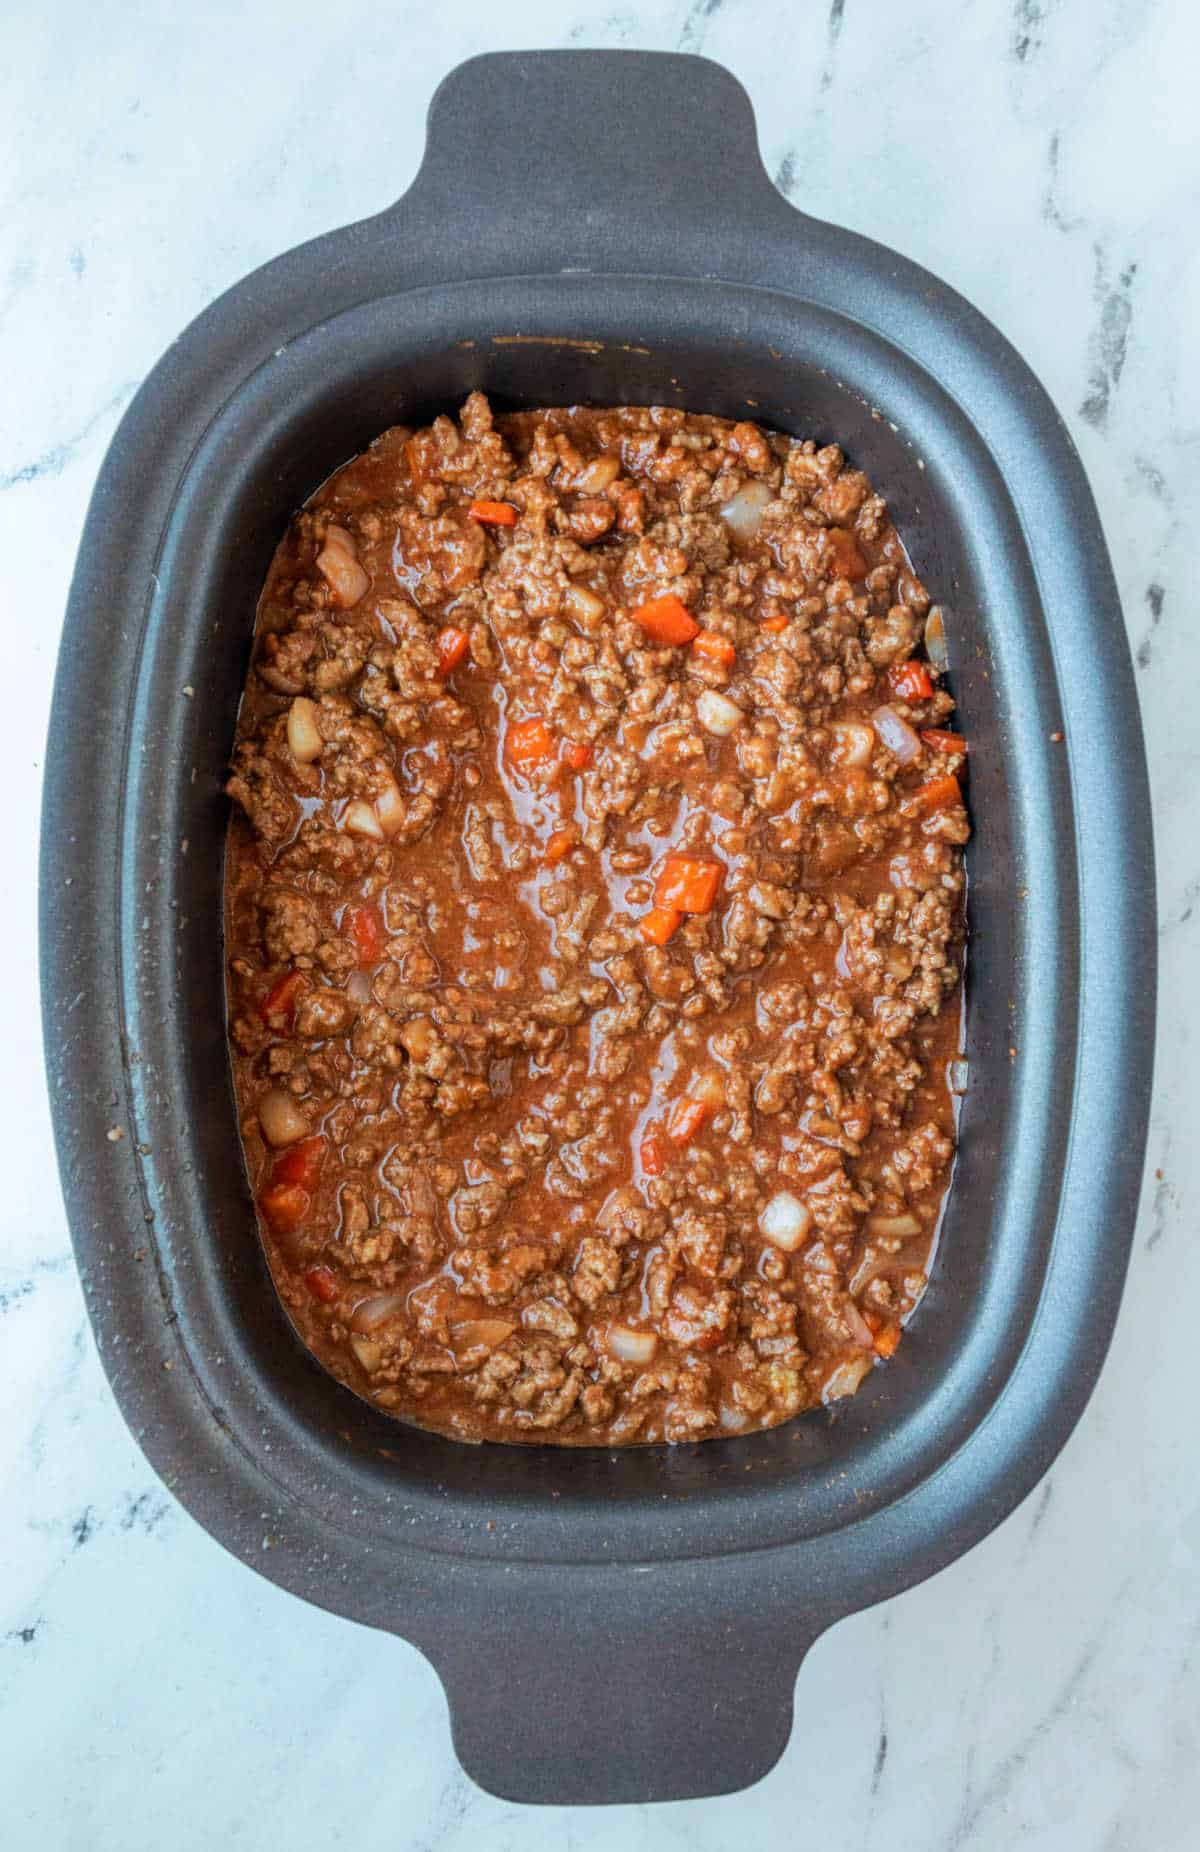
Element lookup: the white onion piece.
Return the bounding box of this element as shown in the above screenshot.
[316,527,369,608]
[924,606,948,671]
[564,583,606,624]
[844,1300,877,1350]
[342,800,384,841]
[832,721,876,768]
[452,1318,516,1352]
[697,689,743,736]
[574,454,621,494]
[287,696,323,763]
[871,704,922,765]
[949,1058,969,1094]
[258,661,305,696]
[398,1016,436,1062]
[719,480,774,540]
[351,1291,407,1333]
[257,1087,309,1148]
[719,1404,750,1431]
[801,1240,839,1275]
[597,1190,634,1232]
[867,1212,922,1239]
[608,1324,658,1364]
[690,1070,726,1108]
[758,1190,813,1251]
[346,969,372,1004]
[374,777,407,838]
[349,1334,382,1371]
[822,1354,873,1403]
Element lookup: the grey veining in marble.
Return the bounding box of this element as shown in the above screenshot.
[3,1,1196,1846]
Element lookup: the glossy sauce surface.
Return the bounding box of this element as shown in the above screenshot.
[225,397,968,1444]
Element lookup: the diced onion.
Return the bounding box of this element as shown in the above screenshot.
[287,696,323,763]
[690,1070,726,1108]
[949,1058,969,1094]
[844,1300,876,1350]
[349,1335,382,1372]
[801,1240,839,1275]
[258,1087,309,1148]
[831,721,876,768]
[574,454,621,494]
[867,1212,922,1239]
[608,1324,658,1364]
[342,800,384,841]
[258,661,305,695]
[719,1404,750,1431]
[925,606,948,671]
[374,777,407,838]
[564,583,606,624]
[697,689,743,736]
[398,1016,436,1062]
[759,1190,813,1251]
[346,969,372,1004]
[316,541,370,609]
[719,481,774,540]
[324,524,357,557]
[871,704,922,765]
[351,1291,407,1333]
[822,1354,873,1403]
[452,1319,516,1352]
[597,1191,633,1231]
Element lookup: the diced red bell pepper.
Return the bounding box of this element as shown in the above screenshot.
[654,854,723,915]
[691,630,737,667]
[468,499,518,526]
[562,741,593,770]
[259,969,306,1032]
[632,594,700,646]
[888,659,935,702]
[303,1265,339,1304]
[921,729,966,755]
[639,1132,666,1176]
[666,1098,712,1145]
[760,613,790,634]
[639,905,682,946]
[506,716,557,767]
[259,1182,310,1235]
[436,626,470,675]
[271,1134,326,1193]
[901,774,963,818]
[545,829,575,863]
[344,903,385,966]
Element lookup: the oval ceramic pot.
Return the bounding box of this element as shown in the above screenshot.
[40,50,1154,1805]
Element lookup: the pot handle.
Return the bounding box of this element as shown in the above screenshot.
[424,1578,825,1805]
[389,49,795,273]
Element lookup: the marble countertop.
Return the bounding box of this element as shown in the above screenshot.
[4,1,1196,1845]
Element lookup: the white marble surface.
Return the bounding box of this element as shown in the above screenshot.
[4,0,1197,1844]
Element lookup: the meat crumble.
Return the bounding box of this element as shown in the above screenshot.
[225,394,968,1445]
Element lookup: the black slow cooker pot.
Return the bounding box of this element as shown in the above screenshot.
[40,51,1155,1805]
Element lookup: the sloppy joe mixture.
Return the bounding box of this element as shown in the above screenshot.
[225,394,968,1445]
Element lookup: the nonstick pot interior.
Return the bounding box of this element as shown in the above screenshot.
[122,282,1068,1562]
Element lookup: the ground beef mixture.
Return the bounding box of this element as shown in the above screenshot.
[225,395,968,1446]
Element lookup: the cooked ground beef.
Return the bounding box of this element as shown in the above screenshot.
[225,395,968,1446]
